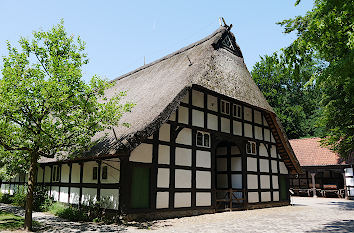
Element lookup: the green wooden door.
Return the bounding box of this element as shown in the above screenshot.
[130,166,150,209]
[279,175,288,201]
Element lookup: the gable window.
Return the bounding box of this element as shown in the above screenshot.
[52,165,60,182]
[246,141,257,155]
[196,131,211,148]
[221,100,230,115]
[93,167,98,180]
[233,104,242,119]
[102,166,108,180]
[222,35,235,50]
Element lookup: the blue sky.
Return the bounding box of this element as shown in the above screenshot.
[0,0,313,82]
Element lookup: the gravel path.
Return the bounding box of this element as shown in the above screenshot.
[1,197,353,232]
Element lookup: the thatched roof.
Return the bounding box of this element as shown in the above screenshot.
[40,26,301,173]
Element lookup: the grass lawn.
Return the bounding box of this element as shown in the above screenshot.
[0,210,40,231]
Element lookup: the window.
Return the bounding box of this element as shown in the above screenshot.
[102,166,108,180]
[222,35,235,50]
[93,167,98,180]
[246,141,257,155]
[233,104,242,119]
[52,165,60,182]
[196,131,211,148]
[221,100,230,115]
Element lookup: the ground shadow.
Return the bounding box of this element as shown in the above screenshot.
[307,220,354,232]
[326,201,354,211]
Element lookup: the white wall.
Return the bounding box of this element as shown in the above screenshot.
[100,189,119,210]
[174,192,191,208]
[83,161,98,183]
[156,192,169,209]
[130,143,153,163]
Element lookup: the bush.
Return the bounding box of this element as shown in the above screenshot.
[33,186,52,212]
[10,186,26,208]
[0,192,12,204]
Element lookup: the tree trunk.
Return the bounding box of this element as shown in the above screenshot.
[24,152,38,231]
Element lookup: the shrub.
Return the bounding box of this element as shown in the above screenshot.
[11,186,26,208]
[0,192,12,204]
[33,186,52,212]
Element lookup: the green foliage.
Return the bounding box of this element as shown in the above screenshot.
[10,186,27,208]
[33,186,52,212]
[251,52,323,139]
[0,193,12,204]
[278,0,354,157]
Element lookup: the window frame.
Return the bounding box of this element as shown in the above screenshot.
[101,166,108,180]
[52,165,60,182]
[196,131,211,148]
[246,141,257,155]
[93,166,98,180]
[221,100,230,115]
[232,104,242,119]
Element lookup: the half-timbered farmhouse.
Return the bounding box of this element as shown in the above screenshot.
[289,138,353,199]
[1,25,302,219]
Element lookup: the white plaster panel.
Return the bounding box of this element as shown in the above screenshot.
[130,143,153,163]
[178,106,189,124]
[233,121,242,136]
[345,168,353,176]
[279,162,288,174]
[196,171,211,189]
[231,146,240,155]
[248,192,259,203]
[217,158,227,171]
[261,192,271,202]
[247,175,258,189]
[216,147,227,155]
[244,107,252,122]
[271,160,278,173]
[260,175,270,189]
[263,116,269,126]
[192,90,204,108]
[196,192,211,206]
[69,187,80,204]
[51,186,59,201]
[158,145,170,165]
[254,110,262,124]
[169,111,176,121]
[175,169,191,188]
[81,187,97,205]
[192,109,204,127]
[174,192,191,208]
[270,145,277,158]
[44,166,51,182]
[159,123,170,142]
[207,95,217,112]
[221,117,230,133]
[100,189,119,210]
[71,163,81,183]
[244,123,253,138]
[231,174,242,189]
[156,192,169,209]
[346,178,354,186]
[272,176,279,189]
[175,148,192,166]
[273,191,279,201]
[157,168,170,188]
[181,91,189,104]
[59,187,69,203]
[231,157,242,171]
[259,144,268,157]
[207,113,218,131]
[264,128,270,142]
[196,150,211,168]
[176,128,192,145]
[260,159,269,172]
[247,157,257,172]
[270,132,275,143]
[37,167,43,183]
[83,161,98,183]
[101,158,120,184]
[61,164,70,183]
[255,126,263,140]
[217,174,228,188]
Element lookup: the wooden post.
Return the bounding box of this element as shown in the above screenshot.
[310,173,317,198]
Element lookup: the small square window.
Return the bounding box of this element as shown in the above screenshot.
[233,104,242,118]
[221,100,230,115]
[102,166,108,180]
[246,141,257,155]
[196,131,211,148]
[93,167,98,180]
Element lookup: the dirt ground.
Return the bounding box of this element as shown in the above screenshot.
[1,196,353,232]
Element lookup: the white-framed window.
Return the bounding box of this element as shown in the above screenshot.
[52,165,60,182]
[196,131,211,148]
[233,104,242,119]
[221,100,230,115]
[246,141,257,155]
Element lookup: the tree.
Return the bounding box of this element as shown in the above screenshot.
[251,52,323,139]
[0,21,133,231]
[278,0,354,157]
